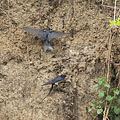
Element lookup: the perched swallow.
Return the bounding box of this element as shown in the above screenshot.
[42,74,66,96]
[42,74,66,86]
[23,27,69,52]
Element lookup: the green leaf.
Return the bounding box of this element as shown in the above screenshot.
[93,84,99,88]
[97,108,103,114]
[112,96,117,100]
[116,20,120,26]
[114,106,120,114]
[104,83,110,88]
[97,78,104,81]
[117,98,120,104]
[111,105,116,109]
[106,95,113,101]
[108,20,116,26]
[110,88,117,95]
[90,101,98,107]
[98,81,103,86]
[108,17,120,27]
[97,78,104,86]
[115,117,119,120]
[88,108,92,112]
[96,105,102,109]
[114,89,119,95]
[99,100,104,104]
[90,102,95,107]
[98,90,105,98]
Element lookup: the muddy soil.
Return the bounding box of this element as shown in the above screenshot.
[0,0,120,120]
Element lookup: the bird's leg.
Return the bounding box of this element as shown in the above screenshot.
[40,84,54,102]
[47,83,54,96]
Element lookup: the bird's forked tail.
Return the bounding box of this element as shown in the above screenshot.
[44,40,53,52]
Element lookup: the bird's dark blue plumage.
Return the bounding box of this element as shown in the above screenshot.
[42,74,66,86]
[23,27,69,52]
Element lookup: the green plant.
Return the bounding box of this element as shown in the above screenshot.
[88,78,120,120]
[108,17,120,36]
[108,17,120,27]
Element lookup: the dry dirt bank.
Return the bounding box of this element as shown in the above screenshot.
[0,0,120,120]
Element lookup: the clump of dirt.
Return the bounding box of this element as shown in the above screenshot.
[0,0,120,120]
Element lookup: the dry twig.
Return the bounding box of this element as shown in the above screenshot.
[103,29,112,120]
[114,0,117,21]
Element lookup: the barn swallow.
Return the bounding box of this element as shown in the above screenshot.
[42,74,66,86]
[42,74,66,96]
[23,27,69,52]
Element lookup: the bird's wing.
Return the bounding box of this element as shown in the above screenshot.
[23,27,46,40]
[52,76,63,83]
[48,31,69,41]
[42,76,63,86]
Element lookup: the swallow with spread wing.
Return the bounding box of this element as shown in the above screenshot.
[23,27,69,52]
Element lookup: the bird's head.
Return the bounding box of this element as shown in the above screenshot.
[46,27,50,31]
[60,74,66,79]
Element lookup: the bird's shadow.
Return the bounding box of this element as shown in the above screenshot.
[40,81,71,103]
